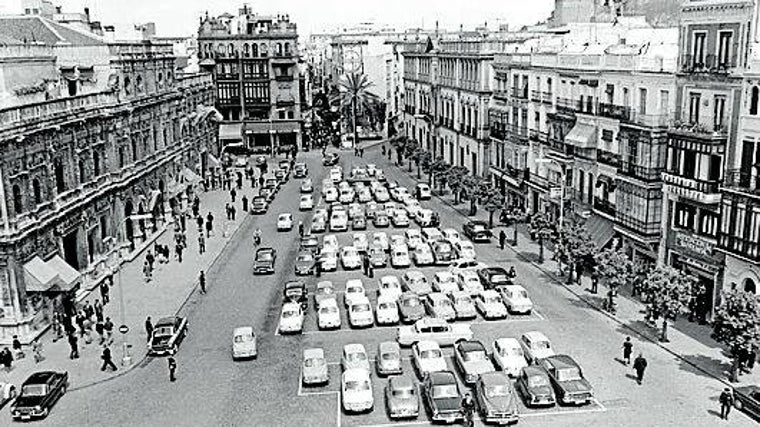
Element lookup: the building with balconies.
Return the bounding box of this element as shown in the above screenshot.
[197,5,303,155]
[0,18,217,342]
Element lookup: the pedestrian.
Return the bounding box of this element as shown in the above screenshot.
[143,260,152,282]
[83,301,94,320]
[368,261,374,279]
[68,333,79,359]
[32,340,43,363]
[230,204,236,221]
[198,234,206,254]
[206,212,214,237]
[199,270,206,294]
[719,387,734,420]
[259,176,264,187]
[1,347,12,371]
[237,173,243,190]
[145,316,154,342]
[12,335,23,359]
[499,230,506,250]
[180,212,187,232]
[360,148,365,157]
[101,346,118,372]
[508,266,517,279]
[103,317,114,344]
[175,242,184,263]
[168,356,177,382]
[76,312,86,337]
[298,221,304,237]
[94,299,104,322]
[146,250,155,272]
[242,195,249,213]
[100,280,110,305]
[196,215,204,231]
[622,337,633,365]
[315,257,322,278]
[632,353,647,385]
[95,320,105,345]
[225,203,231,220]
[230,188,237,203]
[591,271,599,294]
[52,311,62,342]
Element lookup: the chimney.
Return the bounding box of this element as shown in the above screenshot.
[84,7,90,22]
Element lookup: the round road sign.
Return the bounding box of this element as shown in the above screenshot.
[118,324,129,334]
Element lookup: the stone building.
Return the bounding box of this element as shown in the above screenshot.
[0,16,217,342]
[197,4,305,155]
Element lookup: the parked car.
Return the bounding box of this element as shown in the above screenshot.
[499,285,534,315]
[319,250,338,272]
[302,348,329,386]
[313,281,335,306]
[422,371,463,423]
[475,290,508,320]
[392,210,410,227]
[300,179,313,194]
[250,196,268,214]
[278,302,304,334]
[390,246,411,268]
[372,232,390,252]
[341,246,362,270]
[478,267,513,290]
[368,245,387,267]
[342,343,371,373]
[424,293,456,322]
[385,376,420,420]
[294,250,316,276]
[442,228,461,246]
[376,341,403,376]
[454,340,495,384]
[402,271,432,296]
[323,152,340,166]
[462,220,492,242]
[376,295,400,326]
[277,213,294,231]
[283,281,308,310]
[415,183,432,200]
[397,317,473,347]
[404,229,423,250]
[10,372,68,421]
[474,371,520,425]
[352,215,367,230]
[253,247,276,275]
[398,292,426,323]
[432,271,458,294]
[520,331,555,364]
[733,385,760,419]
[539,355,594,405]
[412,340,447,379]
[231,326,257,360]
[322,234,339,253]
[492,338,529,378]
[294,163,308,178]
[458,270,485,296]
[412,244,435,266]
[449,291,477,320]
[374,211,390,228]
[148,316,188,356]
[448,259,488,276]
[430,239,455,265]
[348,297,374,329]
[453,240,477,261]
[344,279,366,307]
[317,297,341,330]
[515,365,556,408]
[311,216,327,233]
[342,368,374,413]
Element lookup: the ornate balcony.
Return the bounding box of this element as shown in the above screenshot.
[556,97,581,115]
[662,173,721,204]
[593,197,616,217]
[618,161,663,182]
[723,169,760,197]
[598,103,630,121]
[597,150,620,168]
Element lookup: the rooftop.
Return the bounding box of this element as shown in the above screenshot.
[0,15,105,46]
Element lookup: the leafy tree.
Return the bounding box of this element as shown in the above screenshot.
[530,212,554,263]
[643,266,700,342]
[481,189,506,228]
[712,290,760,382]
[594,247,634,290]
[445,166,469,204]
[337,73,373,148]
[429,157,450,190]
[460,175,485,215]
[405,142,419,172]
[417,150,433,180]
[557,222,597,283]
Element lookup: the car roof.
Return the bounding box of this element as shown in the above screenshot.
[318,297,338,307]
[480,371,510,386]
[450,290,470,298]
[344,343,366,354]
[233,326,254,336]
[482,267,508,275]
[24,371,61,384]
[350,295,370,305]
[379,341,400,353]
[303,348,324,359]
[377,294,397,304]
[417,317,447,327]
[428,370,457,384]
[317,280,333,289]
[389,375,415,390]
[503,284,527,292]
[544,354,579,369]
[416,340,441,351]
[257,247,275,254]
[282,301,301,310]
[427,293,447,301]
[523,365,550,377]
[458,340,486,353]
[480,290,500,297]
[279,213,292,218]
[434,271,454,279]
[494,337,520,348]
[522,331,550,342]
[285,281,305,289]
[156,316,178,325]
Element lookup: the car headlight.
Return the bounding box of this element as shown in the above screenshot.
[34,406,42,412]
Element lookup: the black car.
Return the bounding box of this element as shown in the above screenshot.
[284,280,308,309]
[294,250,316,275]
[300,235,320,253]
[734,385,760,420]
[251,196,268,214]
[422,371,463,423]
[477,267,512,290]
[463,220,491,243]
[148,316,188,356]
[254,247,277,274]
[430,239,455,265]
[11,371,68,420]
[323,153,340,166]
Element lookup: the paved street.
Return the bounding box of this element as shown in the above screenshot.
[2,147,754,427]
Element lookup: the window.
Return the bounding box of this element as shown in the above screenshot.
[689,92,701,124]
[119,146,125,168]
[602,129,614,142]
[546,78,552,96]
[700,211,719,237]
[750,87,759,115]
[54,159,66,193]
[260,43,268,57]
[93,151,101,176]
[674,202,695,229]
[276,43,283,56]
[718,31,733,67]
[659,90,670,115]
[639,88,647,115]
[252,44,258,57]
[692,32,706,66]
[12,184,22,215]
[32,179,41,205]
[284,42,291,55]
[605,84,614,104]
[124,76,131,95]
[714,96,726,130]
[100,216,108,240]
[136,75,143,93]
[243,43,250,57]
[623,87,630,109]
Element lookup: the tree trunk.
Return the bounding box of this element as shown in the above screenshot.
[417,164,421,179]
[660,318,670,342]
[488,211,494,228]
[352,98,359,150]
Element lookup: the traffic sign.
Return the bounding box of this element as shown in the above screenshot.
[119,325,129,334]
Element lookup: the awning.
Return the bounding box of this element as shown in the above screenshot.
[149,189,162,211]
[181,167,202,186]
[219,123,242,141]
[23,256,62,292]
[565,123,596,149]
[584,213,616,249]
[46,256,81,292]
[207,153,221,168]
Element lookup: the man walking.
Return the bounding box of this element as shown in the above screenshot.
[719,387,734,420]
[168,357,177,382]
[175,242,184,263]
[198,234,206,254]
[199,270,206,294]
[146,250,155,272]
[101,346,118,372]
[622,337,633,365]
[230,188,237,203]
[632,353,647,385]
[591,271,599,294]
[68,333,79,359]
[230,204,236,221]
[100,280,110,305]
[103,317,114,344]
[206,212,214,237]
[196,215,204,233]
[242,195,248,213]
[94,299,104,323]
[145,316,154,342]
[499,230,506,250]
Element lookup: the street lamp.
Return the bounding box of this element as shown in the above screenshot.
[535,157,567,272]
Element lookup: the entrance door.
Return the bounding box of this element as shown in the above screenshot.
[62,230,80,270]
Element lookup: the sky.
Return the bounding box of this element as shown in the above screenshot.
[0,0,555,37]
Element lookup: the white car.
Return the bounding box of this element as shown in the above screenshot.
[374,187,390,202]
[390,246,411,268]
[367,164,377,176]
[232,326,257,360]
[421,228,444,243]
[353,233,369,252]
[412,340,447,379]
[339,188,355,204]
[404,200,422,218]
[314,207,328,219]
[432,271,458,294]
[348,296,374,328]
[324,187,339,203]
[344,279,367,307]
[412,244,435,266]
[303,348,329,386]
[376,295,400,326]
[402,271,433,296]
[416,183,432,200]
[299,195,314,210]
[384,202,398,217]
[348,203,364,219]
[342,368,374,413]
[392,210,410,227]
[341,246,362,269]
[520,331,555,364]
[457,270,485,296]
[330,167,343,182]
[319,250,338,271]
[404,229,423,250]
[492,338,528,378]
[499,285,534,314]
[378,275,402,300]
[372,232,390,252]
[448,259,488,276]
[449,291,478,320]
[442,228,461,246]
[279,302,304,334]
[390,235,406,248]
[322,235,339,253]
[342,343,371,372]
[454,240,477,261]
[330,211,348,231]
[475,290,508,320]
[277,213,293,231]
[317,297,341,330]
[358,188,373,203]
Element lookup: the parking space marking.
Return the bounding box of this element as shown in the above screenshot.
[520,398,607,418]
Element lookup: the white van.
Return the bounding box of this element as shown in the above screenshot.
[232,326,257,360]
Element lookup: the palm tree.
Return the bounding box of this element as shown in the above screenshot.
[337,73,373,148]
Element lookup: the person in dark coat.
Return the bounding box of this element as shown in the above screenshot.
[206,212,214,237]
[230,204,236,221]
[95,321,105,345]
[230,188,237,203]
[176,242,184,263]
[199,270,206,294]
[196,215,204,232]
[499,230,506,250]
[633,353,647,385]
[1,347,12,371]
[101,346,118,371]
[720,387,734,420]
[168,357,177,382]
[68,333,79,359]
[100,280,110,305]
[198,234,206,254]
[622,337,633,365]
[242,195,249,213]
[146,251,155,272]
[145,316,154,342]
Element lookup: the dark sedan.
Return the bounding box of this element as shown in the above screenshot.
[148,316,188,356]
[430,240,455,265]
[474,371,519,425]
[463,220,492,243]
[294,250,316,275]
[515,365,556,408]
[477,267,512,290]
[422,371,463,423]
[293,162,308,178]
[284,281,308,310]
[250,196,268,214]
[734,385,760,419]
[398,292,425,324]
[540,355,593,406]
[253,247,276,275]
[323,153,340,166]
[10,371,68,420]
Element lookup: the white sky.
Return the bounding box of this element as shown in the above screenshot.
[0,0,554,37]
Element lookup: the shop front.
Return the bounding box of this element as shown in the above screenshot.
[667,229,723,322]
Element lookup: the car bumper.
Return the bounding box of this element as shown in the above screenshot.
[12,408,47,420]
[303,374,329,385]
[318,319,341,329]
[148,347,175,356]
[389,407,418,419]
[344,400,373,413]
[233,349,257,359]
[484,310,508,319]
[528,395,556,407]
[509,305,533,314]
[254,267,274,274]
[483,413,519,424]
[456,310,477,320]
[561,393,593,405]
[279,324,302,334]
[295,268,313,275]
[376,315,399,325]
[431,411,463,423]
[350,317,373,328]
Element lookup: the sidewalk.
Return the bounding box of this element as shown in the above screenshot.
[1,185,253,391]
[374,146,759,388]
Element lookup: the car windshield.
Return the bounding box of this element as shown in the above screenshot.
[517,290,529,299]
[392,388,415,398]
[154,326,173,337]
[528,375,550,387]
[472,224,486,231]
[382,351,399,361]
[305,357,325,368]
[347,286,363,294]
[353,304,371,313]
[485,296,502,305]
[421,349,442,359]
[285,288,303,297]
[403,297,420,307]
[485,384,510,398]
[234,334,253,343]
[435,299,452,308]
[347,352,367,362]
[21,384,47,396]
[282,309,299,318]
[379,302,396,310]
[556,367,582,382]
[346,380,370,391]
[435,243,452,253]
[432,384,459,399]
[533,341,551,350]
[491,274,508,284]
[320,305,338,314]
[297,253,313,262]
[455,296,472,305]
[500,346,524,357]
[318,286,334,295]
[463,350,488,362]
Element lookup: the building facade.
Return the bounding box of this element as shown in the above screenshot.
[198,5,303,155]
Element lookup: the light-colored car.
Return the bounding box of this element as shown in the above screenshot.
[372,232,390,252]
[500,285,534,314]
[476,290,508,320]
[392,209,411,227]
[424,292,456,322]
[415,208,434,227]
[322,234,339,253]
[454,340,496,384]
[457,270,485,296]
[448,259,488,276]
[442,228,461,246]
[404,229,423,250]
[366,164,377,176]
[324,187,339,203]
[277,213,293,231]
[412,340,447,378]
[415,183,432,200]
[404,199,422,218]
[279,302,304,334]
[342,343,371,373]
[390,246,411,268]
[348,296,374,328]
[299,194,314,210]
[374,187,390,202]
[339,188,356,204]
[448,291,477,320]
[454,240,477,261]
[390,234,406,248]
[317,297,341,330]
[302,348,329,385]
[348,203,364,219]
[353,233,369,252]
[376,295,400,326]
[397,317,474,347]
[358,188,373,203]
[314,280,336,306]
[432,271,458,294]
[330,211,348,231]
[520,331,556,364]
[493,338,528,377]
[421,227,444,243]
[300,179,313,193]
[341,246,362,270]
[402,271,432,296]
[377,275,402,300]
[342,368,374,413]
[385,376,419,420]
[344,279,366,307]
[376,341,403,376]
[412,244,435,266]
[368,245,387,267]
[232,326,257,360]
[319,250,338,271]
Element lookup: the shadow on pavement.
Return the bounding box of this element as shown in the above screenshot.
[677,353,731,380]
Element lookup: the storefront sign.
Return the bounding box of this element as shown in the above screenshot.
[675,232,714,256]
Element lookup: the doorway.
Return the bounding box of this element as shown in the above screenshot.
[62,230,80,270]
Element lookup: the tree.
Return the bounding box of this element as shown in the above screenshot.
[643,266,700,342]
[405,142,419,172]
[417,150,433,180]
[460,175,485,215]
[429,157,450,190]
[445,166,469,204]
[594,248,634,305]
[712,290,760,382]
[481,189,506,228]
[529,212,554,263]
[557,222,597,283]
[337,73,373,149]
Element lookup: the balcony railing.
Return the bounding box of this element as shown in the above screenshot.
[623,112,669,128]
[490,127,508,141]
[681,54,735,74]
[597,150,620,168]
[618,161,664,182]
[544,137,575,157]
[668,119,728,140]
[593,197,616,216]
[723,169,760,195]
[615,215,662,237]
[493,90,510,101]
[529,129,549,143]
[663,172,721,193]
[556,97,581,114]
[718,234,760,262]
[511,87,529,100]
[0,91,117,128]
[598,103,631,121]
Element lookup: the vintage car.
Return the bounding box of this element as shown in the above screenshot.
[520,331,555,364]
[373,211,391,228]
[412,340,447,379]
[368,245,388,267]
[250,196,268,214]
[314,280,336,306]
[449,291,478,320]
[344,279,367,307]
[300,179,313,194]
[277,213,294,231]
[390,246,411,268]
[474,371,520,425]
[342,343,371,373]
[342,369,373,414]
[376,341,403,376]
[499,285,534,315]
[10,372,68,421]
[279,302,304,334]
[231,326,257,360]
[424,293,456,322]
[392,210,411,227]
[540,355,594,405]
[348,297,374,329]
[319,250,338,272]
[415,183,432,200]
[376,295,400,326]
[454,340,495,384]
[253,247,276,275]
[366,201,381,219]
[515,366,556,407]
[432,271,459,294]
[401,271,432,296]
[352,215,367,230]
[397,317,473,347]
[323,152,340,166]
[398,292,426,323]
[299,194,314,211]
[374,186,390,202]
[385,375,419,420]
[453,240,477,261]
[458,270,485,296]
[299,235,320,253]
[261,186,276,202]
[492,338,528,378]
[478,267,512,290]
[422,371,463,423]
[311,215,327,233]
[372,232,390,252]
[441,228,462,246]
[404,229,424,250]
[353,233,369,252]
[322,234,340,253]
[294,250,316,276]
[317,297,341,330]
[412,244,435,266]
[341,246,362,270]
[733,385,760,419]
[448,259,488,276]
[475,290,508,320]
[462,220,492,243]
[283,281,308,310]
[148,316,188,356]
[294,163,309,179]
[430,239,455,265]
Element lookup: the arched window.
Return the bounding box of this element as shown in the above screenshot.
[217,43,225,56]
[93,151,101,176]
[32,179,41,205]
[131,138,138,162]
[157,72,163,88]
[54,158,65,193]
[12,184,23,215]
[284,42,291,55]
[78,159,86,184]
[751,86,759,115]
[243,43,250,57]
[252,43,258,57]
[260,43,268,57]
[276,43,283,56]
[136,75,143,93]
[118,146,126,168]
[124,76,132,95]
[228,43,234,56]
